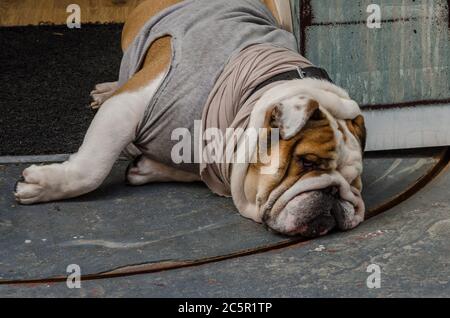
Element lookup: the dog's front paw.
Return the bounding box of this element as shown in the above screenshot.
[14,165,49,205]
[13,164,70,205]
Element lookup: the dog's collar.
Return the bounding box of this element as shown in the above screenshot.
[252,66,333,96]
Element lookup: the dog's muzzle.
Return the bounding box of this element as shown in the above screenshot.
[263,187,359,237]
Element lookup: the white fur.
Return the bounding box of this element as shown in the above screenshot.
[273,95,316,139]
[15,74,165,204]
[230,78,364,226]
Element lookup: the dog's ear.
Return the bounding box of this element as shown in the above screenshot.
[270,97,319,140]
[346,115,366,151]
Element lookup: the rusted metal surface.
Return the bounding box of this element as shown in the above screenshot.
[0,148,447,284]
[2,158,450,297]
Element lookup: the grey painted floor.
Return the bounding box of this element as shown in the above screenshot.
[0,149,449,297]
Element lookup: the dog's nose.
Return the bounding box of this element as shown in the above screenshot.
[297,212,336,238]
[322,186,338,196]
[264,190,338,237]
[297,189,337,237]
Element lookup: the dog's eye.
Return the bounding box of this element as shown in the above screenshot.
[302,159,315,168]
[297,156,317,169]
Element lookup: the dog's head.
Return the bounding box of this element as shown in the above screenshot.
[233,80,366,237]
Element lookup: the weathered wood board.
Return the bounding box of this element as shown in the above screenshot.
[293,0,449,106]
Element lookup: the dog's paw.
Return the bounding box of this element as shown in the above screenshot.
[125,155,147,186]
[14,165,48,205]
[125,155,172,186]
[125,156,201,185]
[89,81,118,110]
[14,164,72,204]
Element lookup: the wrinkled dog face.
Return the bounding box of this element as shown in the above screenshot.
[244,96,366,237]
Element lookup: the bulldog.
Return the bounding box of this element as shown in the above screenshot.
[14,0,366,237]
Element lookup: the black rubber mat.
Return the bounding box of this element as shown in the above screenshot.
[0,24,123,156]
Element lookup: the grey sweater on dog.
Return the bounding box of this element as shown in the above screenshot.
[118,0,299,173]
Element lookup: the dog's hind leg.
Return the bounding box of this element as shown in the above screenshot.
[14,72,166,205]
[126,156,200,186]
[90,81,118,110]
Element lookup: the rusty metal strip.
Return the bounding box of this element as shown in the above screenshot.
[0,238,310,286]
[311,17,419,26]
[362,98,450,111]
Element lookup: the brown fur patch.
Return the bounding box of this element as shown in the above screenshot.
[346,115,367,150]
[245,107,337,205]
[306,99,319,116]
[351,176,363,191]
[121,0,182,52]
[262,0,282,25]
[293,121,337,169]
[115,0,182,94]
[114,36,173,94]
